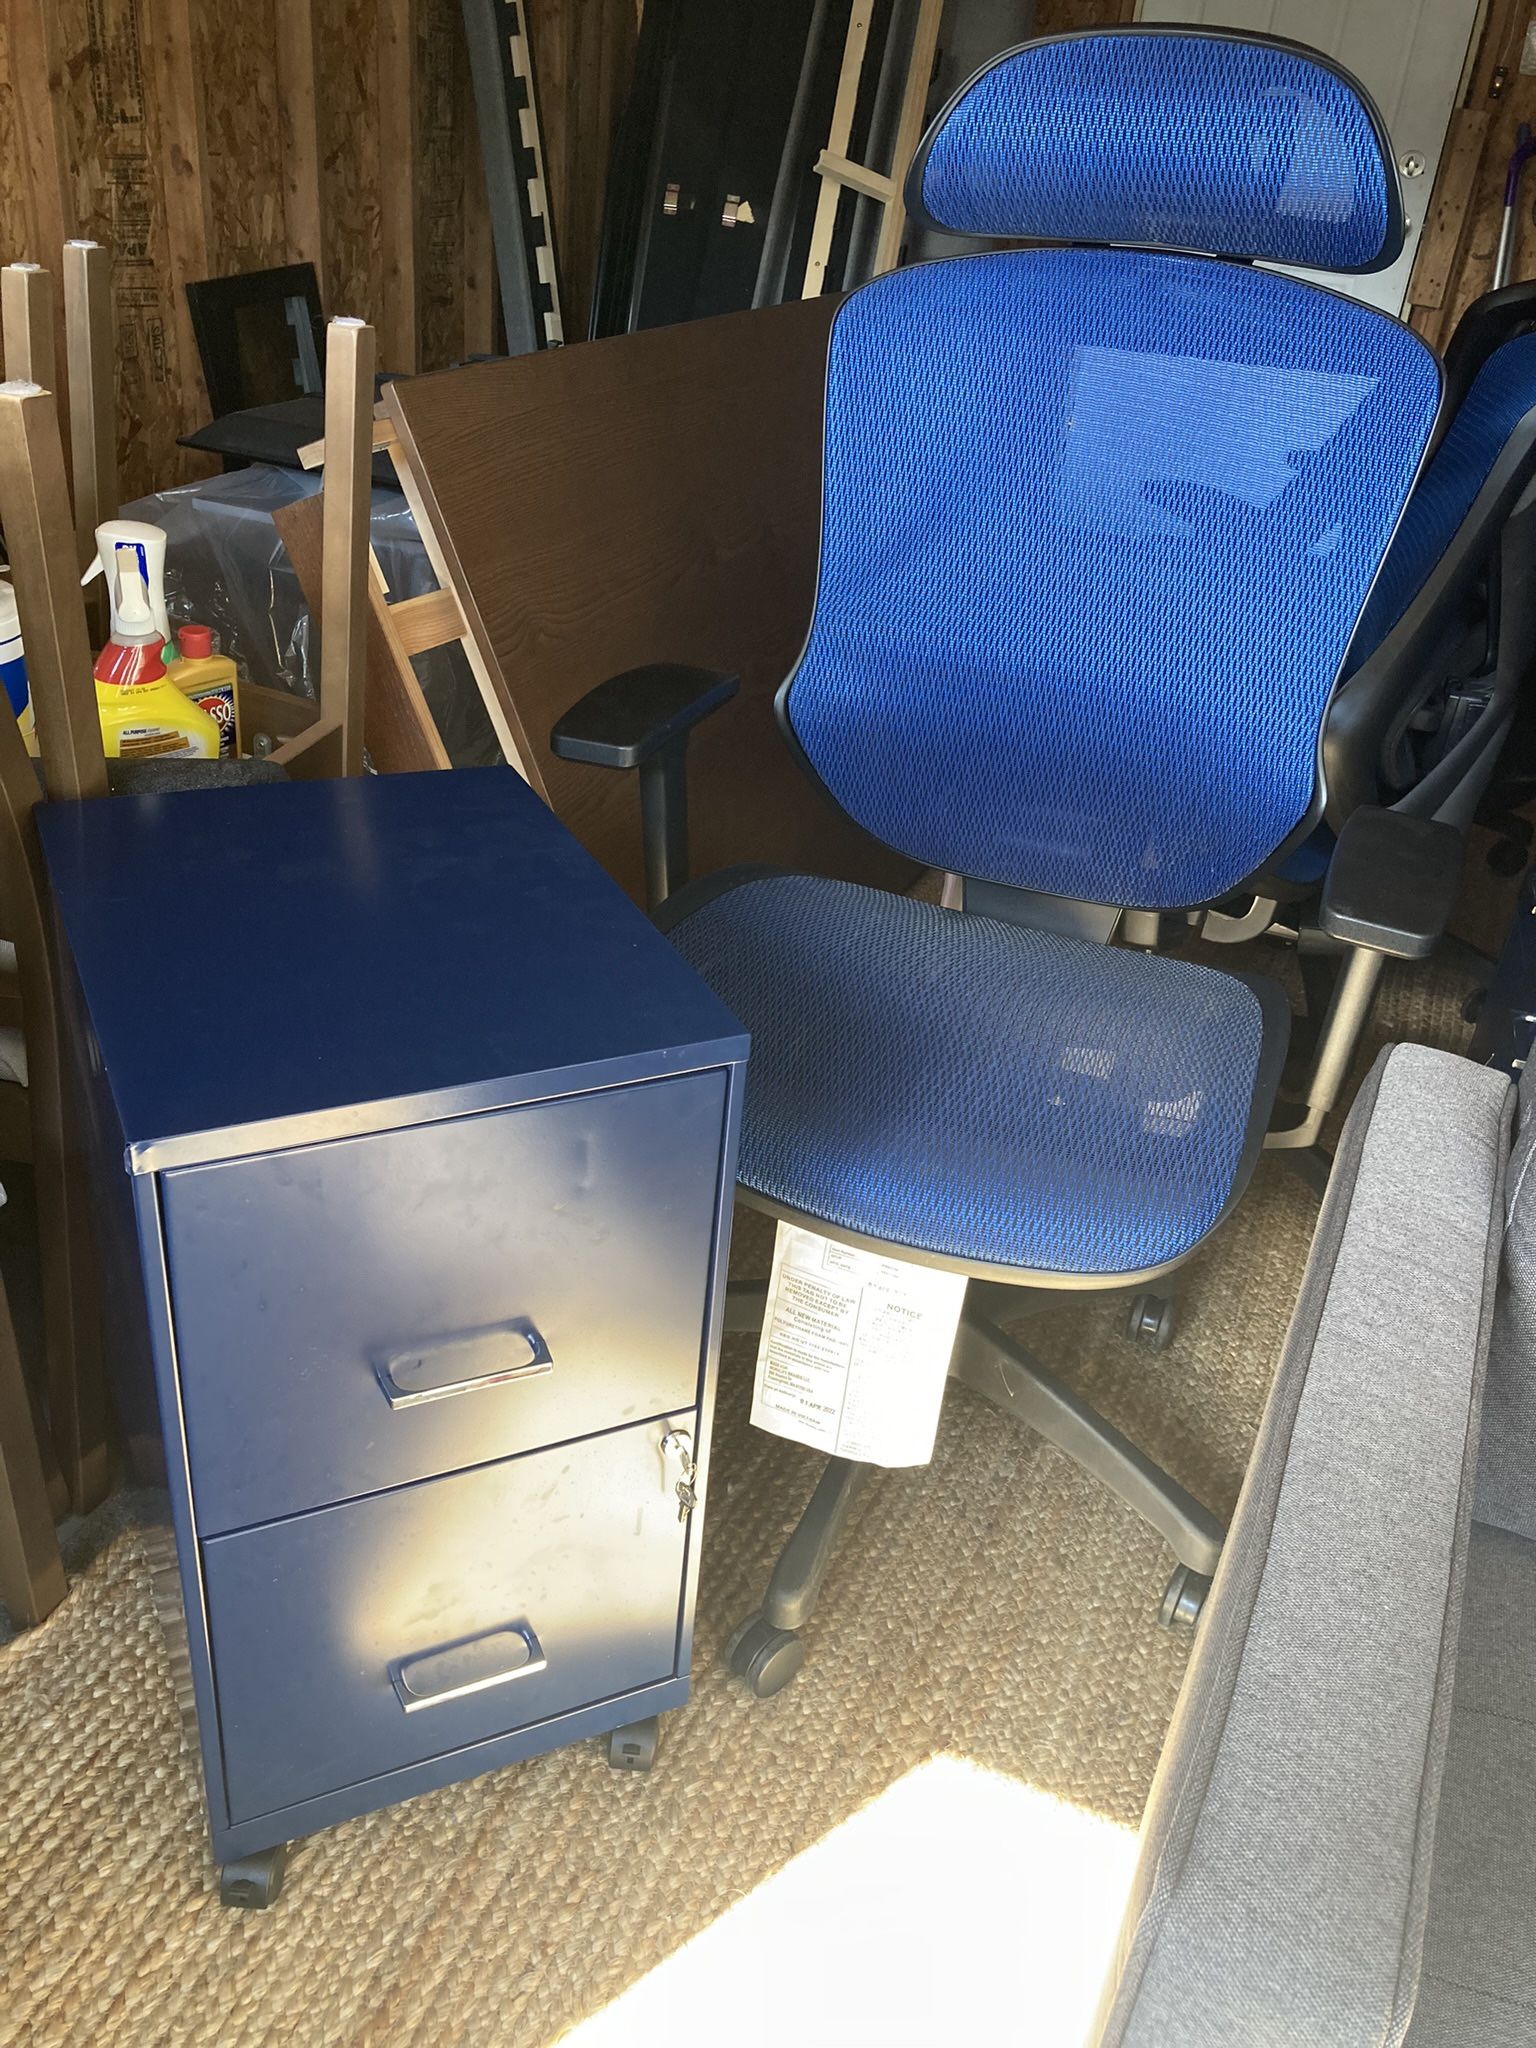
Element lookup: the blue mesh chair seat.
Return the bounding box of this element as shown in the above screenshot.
[671,876,1273,1278]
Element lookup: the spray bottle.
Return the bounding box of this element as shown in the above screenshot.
[93,543,220,761]
[82,519,179,665]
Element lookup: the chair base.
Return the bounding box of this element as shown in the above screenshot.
[721,1278,1224,1694]
[950,1308,1223,1578]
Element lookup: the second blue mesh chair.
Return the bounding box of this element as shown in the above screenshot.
[553,28,1454,1694]
[1237,291,1536,903]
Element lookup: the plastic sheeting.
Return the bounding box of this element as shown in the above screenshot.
[120,465,501,766]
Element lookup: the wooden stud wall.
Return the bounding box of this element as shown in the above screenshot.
[0,0,639,501]
[1408,0,1536,349]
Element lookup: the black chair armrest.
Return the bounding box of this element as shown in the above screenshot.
[550,664,739,769]
[549,664,740,910]
[1321,806,1463,960]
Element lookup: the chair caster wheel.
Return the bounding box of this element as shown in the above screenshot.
[1159,1565,1211,1629]
[219,1842,288,1909]
[606,1716,661,1772]
[1125,1292,1176,1352]
[725,1611,805,1698]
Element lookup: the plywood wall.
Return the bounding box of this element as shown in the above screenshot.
[0,0,638,503]
[1408,0,1536,347]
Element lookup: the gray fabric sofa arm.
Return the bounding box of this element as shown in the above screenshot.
[1474,1060,1536,1539]
[1098,1042,1513,2048]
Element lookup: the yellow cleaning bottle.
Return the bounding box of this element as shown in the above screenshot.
[171,624,240,758]
[93,542,220,762]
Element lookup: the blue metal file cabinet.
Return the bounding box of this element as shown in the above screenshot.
[36,767,746,1907]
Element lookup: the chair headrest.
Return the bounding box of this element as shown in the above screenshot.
[906,28,1402,274]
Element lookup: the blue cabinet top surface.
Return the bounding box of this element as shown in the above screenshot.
[38,767,747,1171]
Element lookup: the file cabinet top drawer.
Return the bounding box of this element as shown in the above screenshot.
[38,768,746,1174]
[163,1069,730,1533]
[203,1417,694,1825]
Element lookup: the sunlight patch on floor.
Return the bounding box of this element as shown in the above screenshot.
[566,1755,1138,2047]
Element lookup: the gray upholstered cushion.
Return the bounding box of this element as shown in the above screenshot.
[1404,1519,1536,2046]
[1475,1061,1536,1539]
[1097,1043,1513,2048]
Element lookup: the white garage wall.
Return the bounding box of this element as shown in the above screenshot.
[1136,0,1486,313]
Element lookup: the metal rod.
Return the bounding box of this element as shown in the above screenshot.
[1308,944,1386,1119]
[638,745,690,910]
[1267,944,1385,1150]
[1494,122,1535,291]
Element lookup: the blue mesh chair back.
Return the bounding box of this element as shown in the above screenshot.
[779,29,1436,910]
[908,30,1400,270]
[1351,330,1536,662]
[782,242,1439,908]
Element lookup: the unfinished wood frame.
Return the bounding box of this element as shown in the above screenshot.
[0,385,108,804]
[297,403,526,772]
[1,265,55,388]
[272,319,377,779]
[803,3,878,299]
[801,0,945,297]
[0,677,87,1600]
[373,410,530,772]
[62,242,116,575]
[0,1237,67,1625]
[271,486,454,774]
[282,317,455,775]
[0,380,113,1516]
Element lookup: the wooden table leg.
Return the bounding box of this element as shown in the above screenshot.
[0,1260,67,1627]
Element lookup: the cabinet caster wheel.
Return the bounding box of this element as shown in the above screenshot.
[607,1716,661,1772]
[219,1843,288,1910]
[725,1611,805,1698]
[1125,1292,1176,1352]
[1159,1565,1211,1630]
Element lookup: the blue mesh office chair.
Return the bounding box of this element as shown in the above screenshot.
[1227,313,1536,900]
[1197,292,1536,1058]
[1347,327,1536,829]
[1364,280,1536,877]
[552,29,1453,1695]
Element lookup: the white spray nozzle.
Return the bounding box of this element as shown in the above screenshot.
[87,518,171,648]
[109,543,158,644]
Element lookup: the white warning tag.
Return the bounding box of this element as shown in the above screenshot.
[750,1223,967,1468]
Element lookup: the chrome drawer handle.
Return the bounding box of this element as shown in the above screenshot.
[375,1321,553,1409]
[391,1623,547,1711]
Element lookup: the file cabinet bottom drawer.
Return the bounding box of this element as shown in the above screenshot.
[204,1418,694,1823]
